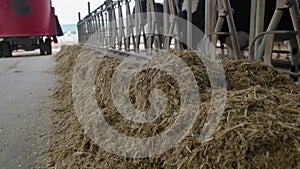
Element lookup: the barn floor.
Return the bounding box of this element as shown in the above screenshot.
[0,50,58,169]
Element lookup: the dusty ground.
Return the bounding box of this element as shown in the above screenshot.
[0,49,58,169]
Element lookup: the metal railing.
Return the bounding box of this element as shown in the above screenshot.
[77,0,300,64]
[78,0,177,53]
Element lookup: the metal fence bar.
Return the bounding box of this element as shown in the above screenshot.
[77,0,298,64]
[205,0,216,39]
[78,0,180,52]
[117,0,126,50]
[187,0,192,48]
[254,0,265,60]
[125,0,134,51]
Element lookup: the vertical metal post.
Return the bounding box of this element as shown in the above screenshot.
[165,0,180,50]
[118,0,125,50]
[263,34,275,65]
[106,0,118,48]
[100,11,106,46]
[147,0,161,50]
[213,0,225,48]
[97,13,102,46]
[87,18,90,40]
[125,0,134,51]
[249,0,257,60]
[89,17,93,41]
[78,12,81,21]
[104,12,108,47]
[147,0,153,50]
[88,2,91,14]
[289,0,300,72]
[92,15,96,45]
[77,22,81,44]
[95,14,99,45]
[205,0,215,38]
[223,0,241,60]
[164,0,170,49]
[187,0,192,48]
[135,0,141,51]
[214,0,241,59]
[254,0,265,59]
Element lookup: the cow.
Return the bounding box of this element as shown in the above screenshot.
[176,0,206,49]
[176,0,300,81]
[176,0,252,50]
[132,0,164,48]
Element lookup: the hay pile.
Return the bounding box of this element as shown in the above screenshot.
[45,45,300,169]
[222,58,295,92]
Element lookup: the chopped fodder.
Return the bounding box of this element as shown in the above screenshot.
[45,46,300,169]
[223,58,296,92]
[159,51,296,92]
[94,52,211,138]
[161,86,300,169]
[54,45,81,75]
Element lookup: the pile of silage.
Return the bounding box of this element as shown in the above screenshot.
[222,58,296,92]
[45,45,300,169]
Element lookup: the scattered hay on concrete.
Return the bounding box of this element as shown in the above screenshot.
[44,46,300,169]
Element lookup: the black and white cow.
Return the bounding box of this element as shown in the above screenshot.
[133,0,164,48]
[176,0,206,49]
[133,0,164,25]
[176,0,251,50]
[176,0,300,80]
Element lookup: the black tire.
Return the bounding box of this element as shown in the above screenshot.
[45,38,52,55]
[2,41,12,57]
[39,39,45,55]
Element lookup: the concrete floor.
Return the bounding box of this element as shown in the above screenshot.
[0,49,58,169]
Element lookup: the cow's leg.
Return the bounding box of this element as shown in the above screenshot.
[285,41,291,60]
[290,37,300,81]
[220,42,225,58]
[224,31,249,59]
[228,48,234,59]
[177,11,188,49]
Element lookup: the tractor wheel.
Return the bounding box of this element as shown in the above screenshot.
[2,41,12,57]
[39,39,45,55]
[45,38,52,55]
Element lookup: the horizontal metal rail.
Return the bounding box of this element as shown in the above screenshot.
[249,30,300,59]
[84,43,149,59]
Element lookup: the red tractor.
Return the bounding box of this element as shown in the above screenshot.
[0,0,63,57]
